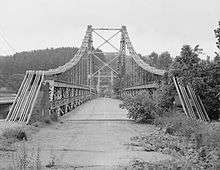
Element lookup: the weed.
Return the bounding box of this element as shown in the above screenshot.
[6,142,43,170]
[2,127,28,142]
[45,149,56,168]
[44,118,51,124]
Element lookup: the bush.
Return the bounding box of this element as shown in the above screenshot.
[155,113,201,137]
[158,45,220,120]
[120,93,166,123]
[43,117,52,124]
[2,127,27,142]
[154,112,220,149]
[130,111,220,169]
[50,112,58,122]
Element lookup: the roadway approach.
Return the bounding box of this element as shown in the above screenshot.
[10,97,172,169]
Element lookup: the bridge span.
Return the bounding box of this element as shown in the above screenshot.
[4,25,209,124]
[5,25,166,124]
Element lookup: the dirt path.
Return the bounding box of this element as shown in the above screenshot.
[24,98,172,169]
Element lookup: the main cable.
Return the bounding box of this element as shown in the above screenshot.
[0,25,16,54]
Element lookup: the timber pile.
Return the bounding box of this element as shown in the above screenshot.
[173,77,210,122]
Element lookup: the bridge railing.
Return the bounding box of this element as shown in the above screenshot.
[121,81,159,99]
[5,26,94,124]
[46,80,92,118]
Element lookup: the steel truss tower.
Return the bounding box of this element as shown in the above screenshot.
[87,26,126,94]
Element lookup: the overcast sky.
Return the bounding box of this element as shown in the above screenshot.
[0,0,219,59]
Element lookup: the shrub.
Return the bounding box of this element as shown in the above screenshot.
[120,93,166,123]
[2,127,27,142]
[50,113,58,121]
[199,123,220,148]
[158,45,220,120]
[43,117,52,124]
[131,111,220,169]
[154,112,220,149]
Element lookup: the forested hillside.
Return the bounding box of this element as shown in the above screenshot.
[0,47,108,91]
[0,47,78,75]
[0,47,78,91]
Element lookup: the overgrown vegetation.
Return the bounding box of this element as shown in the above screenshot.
[121,44,220,121]
[0,123,43,169]
[121,22,220,169]
[141,51,173,70]
[121,93,220,168]
[2,128,27,142]
[120,93,165,123]
[162,45,220,120]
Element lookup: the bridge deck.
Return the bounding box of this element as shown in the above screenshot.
[5,98,171,169]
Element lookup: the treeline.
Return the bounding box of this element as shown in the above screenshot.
[0,47,78,91]
[141,51,173,70]
[0,47,78,75]
[0,47,108,91]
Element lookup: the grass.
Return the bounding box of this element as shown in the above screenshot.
[7,142,42,170]
[0,122,42,169]
[2,127,28,142]
[141,112,220,169]
[0,141,42,170]
[0,127,58,170]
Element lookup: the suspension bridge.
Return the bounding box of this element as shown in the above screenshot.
[3,25,209,124]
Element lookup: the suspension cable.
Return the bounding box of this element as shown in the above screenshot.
[0,25,16,54]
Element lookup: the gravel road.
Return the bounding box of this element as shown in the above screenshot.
[23,98,172,169]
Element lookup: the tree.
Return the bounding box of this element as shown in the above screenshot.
[214,21,220,64]
[0,47,78,91]
[214,52,220,63]
[214,21,220,50]
[142,51,172,70]
[159,45,220,120]
[0,74,6,88]
[157,51,172,70]
[148,52,159,67]
[7,74,25,91]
